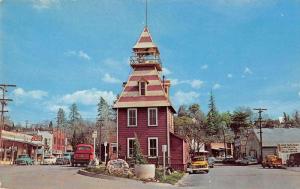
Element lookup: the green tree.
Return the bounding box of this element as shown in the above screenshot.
[133,133,147,164]
[71,129,78,151]
[97,97,109,122]
[230,111,250,137]
[48,121,53,129]
[68,103,81,129]
[56,108,67,128]
[206,91,219,135]
[178,105,188,117]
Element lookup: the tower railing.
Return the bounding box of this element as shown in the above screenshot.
[130,54,161,65]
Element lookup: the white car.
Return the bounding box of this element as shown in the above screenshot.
[43,156,57,165]
[241,156,258,165]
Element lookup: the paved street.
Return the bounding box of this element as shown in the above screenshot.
[1,165,300,189]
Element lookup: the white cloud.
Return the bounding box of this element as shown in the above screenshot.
[162,67,171,75]
[244,67,253,75]
[169,78,204,89]
[298,92,300,97]
[102,73,121,84]
[32,0,59,10]
[65,50,91,61]
[60,88,116,106]
[227,73,233,78]
[78,50,91,60]
[201,64,208,70]
[213,83,221,90]
[173,91,200,105]
[13,88,48,101]
[190,80,204,89]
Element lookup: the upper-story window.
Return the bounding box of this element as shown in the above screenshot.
[128,108,137,127]
[148,108,158,126]
[140,82,146,96]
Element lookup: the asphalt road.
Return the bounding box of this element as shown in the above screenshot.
[1,164,300,189]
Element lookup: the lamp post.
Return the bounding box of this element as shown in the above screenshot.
[92,131,97,160]
[221,122,227,158]
[104,141,107,164]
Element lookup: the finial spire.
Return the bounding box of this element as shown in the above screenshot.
[145,0,148,27]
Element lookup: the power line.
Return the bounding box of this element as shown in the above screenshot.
[253,108,267,163]
[0,84,16,150]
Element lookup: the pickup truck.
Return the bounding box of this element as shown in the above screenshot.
[72,144,94,167]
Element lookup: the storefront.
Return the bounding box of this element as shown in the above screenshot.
[0,130,42,164]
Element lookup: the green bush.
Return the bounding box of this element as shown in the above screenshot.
[155,169,185,185]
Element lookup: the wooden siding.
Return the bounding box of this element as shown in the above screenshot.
[118,107,168,158]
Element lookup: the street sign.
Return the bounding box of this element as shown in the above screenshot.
[92,131,97,138]
[104,141,108,146]
[162,145,167,152]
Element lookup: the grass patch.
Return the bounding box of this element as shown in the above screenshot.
[155,169,185,185]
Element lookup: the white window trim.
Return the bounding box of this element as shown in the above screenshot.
[139,81,147,96]
[127,138,135,158]
[148,137,158,158]
[148,108,158,126]
[127,108,137,127]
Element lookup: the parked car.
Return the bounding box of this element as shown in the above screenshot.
[287,153,300,167]
[222,157,236,164]
[15,154,34,165]
[72,144,94,167]
[43,156,57,165]
[56,157,70,165]
[208,157,216,168]
[262,155,283,168]
[240,156,258,165]
[187,156,209,174]
[63,152,73,163]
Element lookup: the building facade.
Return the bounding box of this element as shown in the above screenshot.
[114,26,189,170]
[0,130,42,164]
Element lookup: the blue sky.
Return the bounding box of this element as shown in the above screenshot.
[1,0,300,124]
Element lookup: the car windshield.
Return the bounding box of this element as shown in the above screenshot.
[44,157,52,159]
[77,146,91,151]
[192,156,205,161]
[18,155,27,158]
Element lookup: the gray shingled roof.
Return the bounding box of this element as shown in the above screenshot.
[253,128,300,147]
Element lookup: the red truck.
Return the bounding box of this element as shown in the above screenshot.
[71,144,94,166]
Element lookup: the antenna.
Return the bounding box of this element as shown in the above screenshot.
[145,0,148,27]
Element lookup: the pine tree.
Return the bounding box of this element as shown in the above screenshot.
[56,108,66,128]
[133,133,147,164]
[206,91,219,135]
[97,97,109,122]
[178,105,188,117]
[68,103,81,129]
[49,121,53,129]
[294,111,300,127]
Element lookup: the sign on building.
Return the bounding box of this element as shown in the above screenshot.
[278,143,300,153]
[277,143,300,164]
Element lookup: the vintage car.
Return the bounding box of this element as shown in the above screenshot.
[187,156,209,174]
[72,144,94,167]
[43,156,57,165]
[287,153,300,167]
[262,155,283,168]
[15,154,34,165]
[240,156,258,165]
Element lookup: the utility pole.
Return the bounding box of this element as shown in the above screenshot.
[253,108,267,163]
[0,84,16,153]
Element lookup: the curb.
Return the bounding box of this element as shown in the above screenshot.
[77,169,118,180]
